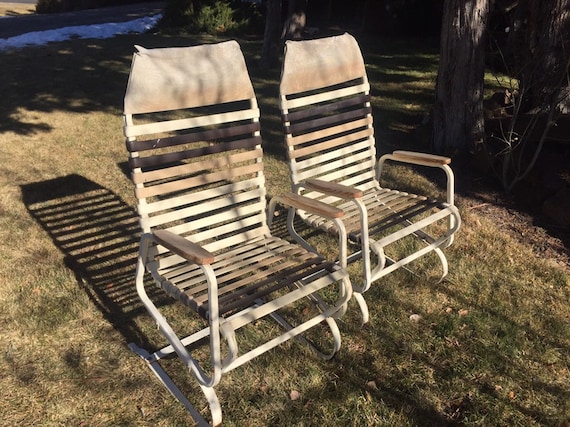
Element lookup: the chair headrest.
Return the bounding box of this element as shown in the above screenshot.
[124,40,255,115]
[280,33,366,95]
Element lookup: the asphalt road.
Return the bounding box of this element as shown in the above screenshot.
[0,1,165,39]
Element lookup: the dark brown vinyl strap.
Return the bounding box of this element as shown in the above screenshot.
[283,94,370,123]
[126,122,260,153]
[129,135,262,170]
[285,106,372,136]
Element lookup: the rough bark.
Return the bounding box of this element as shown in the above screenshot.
[433,0,490,156]
[260,0,282,68]
[509,0,570,113]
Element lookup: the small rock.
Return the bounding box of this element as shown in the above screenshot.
[409,314,422,322]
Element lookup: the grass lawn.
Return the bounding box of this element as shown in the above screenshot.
[0,2,35,16]
[0,31,568,426]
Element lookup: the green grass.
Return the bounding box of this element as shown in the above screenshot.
[0,33,568,426]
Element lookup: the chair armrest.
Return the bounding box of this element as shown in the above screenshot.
[386,150,451,167]
[276,193,344,219]
[378,151,455,206]
[304,178,363,199]
[152,229,214,265]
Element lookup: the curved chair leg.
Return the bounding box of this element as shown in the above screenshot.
[201,384,222,427]
[353,292,370,325]
[263,307,342,361]
[321,316,342,360]
[434,247,449,282]
[128,343,215,426]
[220,324,239,368]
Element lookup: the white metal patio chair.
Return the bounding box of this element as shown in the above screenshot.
[123,40,352,426]
[278,33,461,324]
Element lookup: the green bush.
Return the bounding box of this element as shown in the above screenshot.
[195,1,240,34]
[36,0,67,13]
[159,0,263,35]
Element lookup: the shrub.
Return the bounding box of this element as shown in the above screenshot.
[36,0,67,13]
[195,1,240,34]
[159,0,263,35]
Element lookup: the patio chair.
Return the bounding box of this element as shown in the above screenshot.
[278,33,461,324]
[123,41,352,426]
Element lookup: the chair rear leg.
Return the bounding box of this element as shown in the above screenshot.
[353,292,370,325]
[433,246,449,282]
[129,344,219,426]
[254,298,343,361]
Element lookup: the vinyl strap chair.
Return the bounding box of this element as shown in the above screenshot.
[123,40,352,426]
[279,33,461,324]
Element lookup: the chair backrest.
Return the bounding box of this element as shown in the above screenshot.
[279,33,378,202]
[123,41,269,255]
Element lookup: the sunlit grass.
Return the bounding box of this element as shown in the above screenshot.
[0,33,568,426]
[0,3,34,16]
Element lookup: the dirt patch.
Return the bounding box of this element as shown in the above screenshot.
[460,142,570,273]
[460,190,570,272]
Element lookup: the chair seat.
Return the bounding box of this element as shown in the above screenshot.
[155,235,337,319]
[298,186,451,243]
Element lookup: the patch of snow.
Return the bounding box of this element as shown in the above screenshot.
[0,13,161,51]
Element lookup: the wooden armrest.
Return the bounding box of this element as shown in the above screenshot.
[152,229,214,265]
[304,178,363,199]
[278,193,344,219]
[391,150,451,166]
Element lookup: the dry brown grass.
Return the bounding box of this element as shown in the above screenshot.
[0,2,35,16]
[0,33,568,426]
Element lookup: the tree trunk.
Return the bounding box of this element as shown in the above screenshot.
[432,0,490,156]
[260,0,282,68]
[509,0,570,113]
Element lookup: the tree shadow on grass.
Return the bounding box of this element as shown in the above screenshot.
[20,173,171,349]
[0,34,210,136]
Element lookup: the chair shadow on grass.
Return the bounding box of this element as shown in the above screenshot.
[20,173,171,349]
[21,174,564,425]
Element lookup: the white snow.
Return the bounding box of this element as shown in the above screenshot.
[0,13,161,51]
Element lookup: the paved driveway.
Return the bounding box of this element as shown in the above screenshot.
[0,1,164,38]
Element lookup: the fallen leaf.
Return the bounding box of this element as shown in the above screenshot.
[290,390,300,401]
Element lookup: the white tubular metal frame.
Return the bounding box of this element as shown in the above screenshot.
[123,41,353,425]
[279,33,461,324]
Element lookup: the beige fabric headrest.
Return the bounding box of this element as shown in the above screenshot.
[124,40,255,115]
[280,33,366,95]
